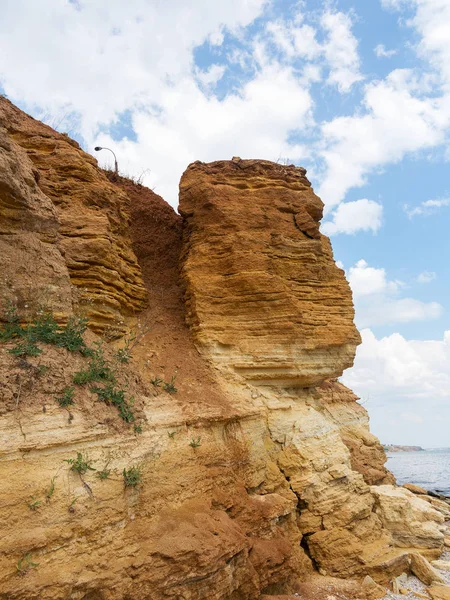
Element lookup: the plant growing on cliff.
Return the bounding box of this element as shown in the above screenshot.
[0,301,22,341]
[1,306,91,356]
[56,386,75,408]
[189,437,201,448]
[65,452,95,475]
[8,337,42,358]
[151,376,162,387]
[27,496,41,511]
[163,375,177,394]
[115,333,136,363]
[45,476,57,502]
[123,465,142,488]
[16,553,38,576]
[90,383,135,423]
[73,343,115,385]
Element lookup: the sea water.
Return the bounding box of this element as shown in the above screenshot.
[386,448,450,495]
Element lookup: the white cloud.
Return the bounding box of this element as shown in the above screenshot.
[318,69,447,207]
[0,0,269,140]
[321,11,363,93]
[95,66,312,203]
[404,197,450,217]
[322,198,383,236]
[343,328,450,400]
[374,43,397,58]
[345,259,442,327]
[196,64,226,88]
[343,328,450,446]
[417,271,437,283]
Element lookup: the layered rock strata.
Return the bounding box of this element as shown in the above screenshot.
[0,105,446,600]
[0,97,147,333]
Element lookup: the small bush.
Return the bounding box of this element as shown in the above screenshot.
[90,383,135,423]
[73,343,115,385]
[96,468,111,480]
[189,437,201,448]
[65,452,95,475]
[133,424,142,434]
[8,338,42,358]
[123,465,142,488]
[56,315,89,353]
[163,375,177,394]
[151,377,162,387]
[27,312,59,344]
[0,302,22,341]
[116,334,136,363]
[56,386,75,408]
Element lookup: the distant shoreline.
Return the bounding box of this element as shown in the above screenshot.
[383,444,425,452]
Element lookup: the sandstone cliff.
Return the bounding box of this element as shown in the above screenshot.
[0,100,446,600]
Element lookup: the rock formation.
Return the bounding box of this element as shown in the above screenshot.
[0,98,147,335]
[0,100,447,600]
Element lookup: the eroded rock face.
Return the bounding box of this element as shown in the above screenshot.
[0,97,147,333]
[179,159,361,387]
[0,138,445,600]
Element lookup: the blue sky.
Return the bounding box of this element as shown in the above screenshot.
[1,0,449,446]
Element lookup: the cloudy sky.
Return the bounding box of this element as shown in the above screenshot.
[1,0,449,446]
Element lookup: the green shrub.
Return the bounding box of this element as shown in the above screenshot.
[57,315,89,353]
[96,468,111,480]
[163,375,177,394]
[64,452,95,475]
[151,377,162,387]
[73,343,115,385]
[90,383,134,423]
[123,465,142,488]
[8,337,42,358]
[0,302,22,341]
[56,386,75,408]
[189,437,201,448]
[116,334,136,363]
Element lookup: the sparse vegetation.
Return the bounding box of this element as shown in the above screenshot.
[0,306,90,357]
[167,431,176,439]
[0,302,22,341]
[151,376,162,387]
[96,467,111,480]
[163,375,177,394]
[16,553,38,576]
[189,437,202,448]
[27,497,41,511]
[1,307,139,428]
[116,333,136,363]
[73,343,115,385]
[8,338,42,358]
[123,465,142,488]
[90,383,135,423]
[64,452,95,475]
[133,423,142,434]
[56,386,75,408]
[45,477,57,502]
[37,364,49,377]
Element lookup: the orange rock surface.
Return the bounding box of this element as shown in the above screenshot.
[0,97,147,334]
[179,159,361,387]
